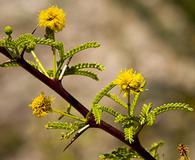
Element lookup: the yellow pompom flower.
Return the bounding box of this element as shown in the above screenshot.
[113,69,145,96]
[38,6,66,32]
[29,92,53,118]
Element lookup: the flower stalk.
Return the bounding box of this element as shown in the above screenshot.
[52,109,86,122]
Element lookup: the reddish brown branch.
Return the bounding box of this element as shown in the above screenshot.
[0,47,156,160]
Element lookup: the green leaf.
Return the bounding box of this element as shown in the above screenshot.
[139,103,153,125]
[106,93,128,109]
[92,82,116,105]
[0,39,18,58]
[0,60,19,67]
[130,92,141,116]
[124,127,134,143]
[92,104,102,124]
[69,62,105,71]
[61,130,76,139]
[0,60,38,69]
[15,34,36,53]
[97,104,120,117]
[45,121,84,130]
[149,141,164,160]
[114,114,126,123]
[151,103,193,116]
[57,42,100,73]
[62,42,100,61]
[63,68,99,80]
[99,147,140,160]
[35,37,64,58]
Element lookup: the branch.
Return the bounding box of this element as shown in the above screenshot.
[0,47,156,160]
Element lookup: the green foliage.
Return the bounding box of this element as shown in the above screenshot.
[114,114,126,123]
[63,68,99,80]
[92,82,116,105]
[139,103,154,126]
[98,104,120,117]
[99,147,140,160]
[91,82,116,124]
[150,103,193,116]
[0,60,38,69]
[0,39,18,58]
[45,121,84,130]
[92,104,102,124]
[149,141,164,160]
[139,103,193,126]
[56,62,105,80]
[14,34,64,55]
[106,93,128,109]
[92,104,121,121]
[45,121,85,139]
[0,32,105,81]
[89,74,194,159]
[0,60,19,67]
[56,42,100,75]
[130,92,141,116]
[69,63,105,71]
[61,42,100,61]
[124,127,134,143]
[1,15,194,160]
[15,34,36,53]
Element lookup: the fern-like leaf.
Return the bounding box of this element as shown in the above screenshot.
[139,103,153,125]
[61,130,76,139]
[151,103,193,116]
[57,42,100,72]
[45,121,84,130]
[114,114,126,123]
[35,37,64,58]
[15,34,36,53]
[63,68,99,80]
[62,42,100,60]
[0,39,18,58]
[0,60,38,69]
[92,104,102,124]
[106,93,128,109]
[130,92,141,116]
[0,60,19,67]
[149,141,164,160]
[124,127,134,143]
[99,147,140,160]
[92,82,116,105]
[97,104,120,117]
[69,62,105,71]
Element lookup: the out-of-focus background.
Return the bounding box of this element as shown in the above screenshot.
[0,0,195,159]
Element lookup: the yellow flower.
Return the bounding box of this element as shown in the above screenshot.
[113,69,145,95]
[29,92,53,117]
[38,6,66,32]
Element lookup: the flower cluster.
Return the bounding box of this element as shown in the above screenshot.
[38,6,66,32]
[113,69,145,96]
[29,92,53,117]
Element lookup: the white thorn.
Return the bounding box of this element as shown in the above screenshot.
[59,64,67,80]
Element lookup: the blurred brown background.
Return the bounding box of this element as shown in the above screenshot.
[0,0,195,160]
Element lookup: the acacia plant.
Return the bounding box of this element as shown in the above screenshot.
[0,6,193,160]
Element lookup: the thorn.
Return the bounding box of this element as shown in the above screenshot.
[59,64,67,80]
[63,124,90,152]
[31,25,38,35]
